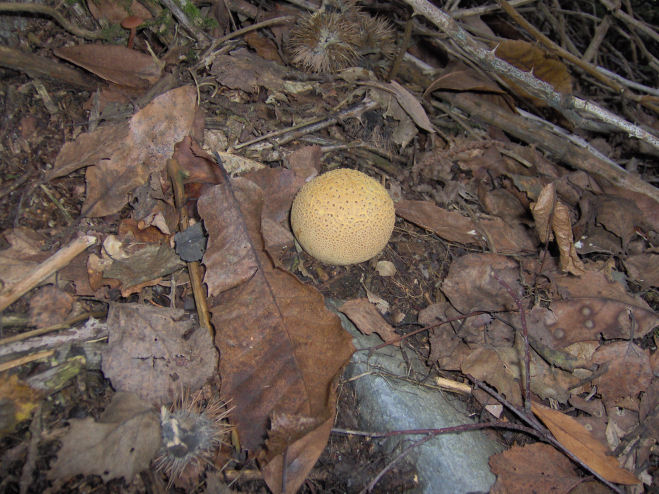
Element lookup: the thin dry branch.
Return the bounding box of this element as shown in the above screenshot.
[0,2,105,40]
[0,235,97,312]
[400,0,659,151]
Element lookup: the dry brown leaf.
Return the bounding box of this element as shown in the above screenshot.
[211,48,289,93]
[594,195,643,246]
[495,40,572,105]
[531,401,640,485]
[530,183,585,275]
[423,62,516,115]
[461,347,522,405]
[396,199,481,244]
[592,341,652,406]
[553,201,585,275]
[441,253,520,313]
[244,31,283,63]
[86,0,151,23]
[101,303,218,405]
[28,286,74,328]
[49,86,197,216]
[624,253,659,288]
[387,80,435,133]
[339,298,399,345]
[527,296,658,350]
[48,392,160,482]
[197,177,354,494]
[55,45,161,88]
[489,442,581,494]
[396,199,534,252]
[0,228,51,289]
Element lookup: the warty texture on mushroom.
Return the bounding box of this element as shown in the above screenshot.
[290,168,395,265]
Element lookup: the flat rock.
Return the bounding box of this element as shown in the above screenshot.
[337,309,502,493]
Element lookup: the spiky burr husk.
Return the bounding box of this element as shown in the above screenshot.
[358,14,397,60]
[287,10,361,73]
[154,389,231,485]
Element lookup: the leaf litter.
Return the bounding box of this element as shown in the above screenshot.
[0,0,657,492]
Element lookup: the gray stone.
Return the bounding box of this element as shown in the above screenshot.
[337,309,502,494]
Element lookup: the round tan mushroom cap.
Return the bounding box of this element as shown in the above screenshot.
[290,168,395,265]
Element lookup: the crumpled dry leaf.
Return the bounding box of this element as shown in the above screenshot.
[101,303,218,405]
[55,45,161,88]
[396,199,535,253]
[211,48,290,93]
[386,80,435,133]
[624,253,659,288]
[532,401,640,485]
[28,285,74,328]
[49,86,197,217]
[441,253,520,313]
[530,183,585,275]
[592,341,652,406]
[197,176,354,494]
[48,392,161,482]
[490,442,581,494]
[101,235,184,297]
[0,227,51,289]
[339,298,399,345]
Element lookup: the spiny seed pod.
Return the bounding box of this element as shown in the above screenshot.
[358,14,397,60]
[288,10,361,73]
[154,390,231,485]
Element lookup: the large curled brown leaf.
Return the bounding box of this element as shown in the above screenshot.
[198,176,354,494]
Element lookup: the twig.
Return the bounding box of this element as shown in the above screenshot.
[0,235,97,312]
[492,273,531,412]
[0,349,55,372]
[400,0,659,151]
[498,0,626,97]
[18,405,41,494]
[195,16,296,70]
[469,377,625,494]
[599,0,659,44]
[0,2,105,39]
[0,310,107,346]
[233,98,379,151]
[167,158,213,336]
[159,0,211,46]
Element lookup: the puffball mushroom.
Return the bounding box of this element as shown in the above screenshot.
[290,168,395,265]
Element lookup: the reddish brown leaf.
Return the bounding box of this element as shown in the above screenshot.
[490,442,581,494]
[28,286,74,328]
[532,401,640,485]
[339,298,399,345]
[592,342,652,406]
[197,177,354,493]
[530,183,585,275]
[55,44,161,88]
[441,253,520,313]
[396,199,534,252]
[86,0,151,23]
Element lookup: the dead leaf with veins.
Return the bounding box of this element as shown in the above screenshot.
[48,392,161,482]
[101,303,218,405]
